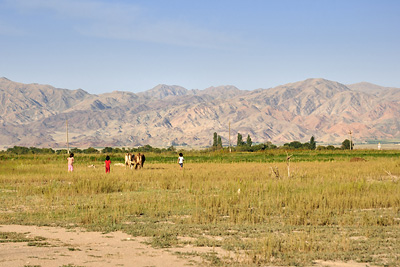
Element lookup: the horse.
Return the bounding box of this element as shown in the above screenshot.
[133,152,145,169]
[125,153,133,169]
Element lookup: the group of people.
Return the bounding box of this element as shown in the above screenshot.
[66,152,184,173]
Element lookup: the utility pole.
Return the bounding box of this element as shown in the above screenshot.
[348,130,353,151]
[66,119,70,154]
[229,121,231,152]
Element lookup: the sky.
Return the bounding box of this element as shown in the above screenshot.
[0,0,399,94]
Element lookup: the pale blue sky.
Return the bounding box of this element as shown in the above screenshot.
[0,0,399,94]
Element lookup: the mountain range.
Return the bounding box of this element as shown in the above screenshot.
[1,77,400,149]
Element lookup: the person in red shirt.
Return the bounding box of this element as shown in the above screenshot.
[105,155,111,173]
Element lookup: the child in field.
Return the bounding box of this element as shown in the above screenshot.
[178,153,184,169]
[67,153,74,172]
[105,155,111,173]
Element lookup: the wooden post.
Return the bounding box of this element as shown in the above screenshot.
[286,152,293,178]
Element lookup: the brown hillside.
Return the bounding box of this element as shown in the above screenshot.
[1,77,400,148]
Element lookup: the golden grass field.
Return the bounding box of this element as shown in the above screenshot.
[1,152,400,266]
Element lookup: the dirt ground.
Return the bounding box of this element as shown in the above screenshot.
[0,225,377,267]
[0,224,215,267]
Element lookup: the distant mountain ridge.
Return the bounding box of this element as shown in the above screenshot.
[1,77,400,148]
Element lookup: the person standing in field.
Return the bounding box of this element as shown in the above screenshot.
[105,155,111,173]
[67,153,74,172]
[178,153,184,169]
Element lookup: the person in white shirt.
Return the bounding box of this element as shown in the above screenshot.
[178,153,184,169]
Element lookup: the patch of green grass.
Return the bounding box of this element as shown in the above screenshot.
[150,231,179,248]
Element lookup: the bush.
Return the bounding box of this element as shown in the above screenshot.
[6,146,55,154]
[83,147,99,154]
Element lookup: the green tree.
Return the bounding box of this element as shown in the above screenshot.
[284,141,303,149]
[341,139,354,150]
[246,134,252,147]
[7,146,30,154]
[265,141,277,149]
[217,135,222,148]
[102,147,113,153]
[167,146,176,152]
[237,133,244,147]
[213,132,218,148]
[56,149,68,154]
[70,148,82,154]
[83,147,99,154]
[309,136,316,150]
[113,147,123,153]
[137,144,153,152]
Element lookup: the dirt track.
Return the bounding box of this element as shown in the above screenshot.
[0,225,205,267]
[0,225,378,267]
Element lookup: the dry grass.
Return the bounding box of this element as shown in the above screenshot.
[0,154,399,266]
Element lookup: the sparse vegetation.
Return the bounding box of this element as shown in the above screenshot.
[0,150,399,266]
[0,232,46,243]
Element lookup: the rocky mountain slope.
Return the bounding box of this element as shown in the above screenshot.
[1,77,399,148]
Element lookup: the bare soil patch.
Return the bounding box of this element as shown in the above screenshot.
[0,225,204,267]
[0,225,380,267]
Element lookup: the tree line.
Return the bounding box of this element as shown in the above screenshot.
[212,132,354,151]
[2,136,354,155]
[2,145,177,155]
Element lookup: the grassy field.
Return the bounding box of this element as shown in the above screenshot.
[1,150,400,266]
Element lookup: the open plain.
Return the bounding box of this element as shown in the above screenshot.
[1,151,399,266]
